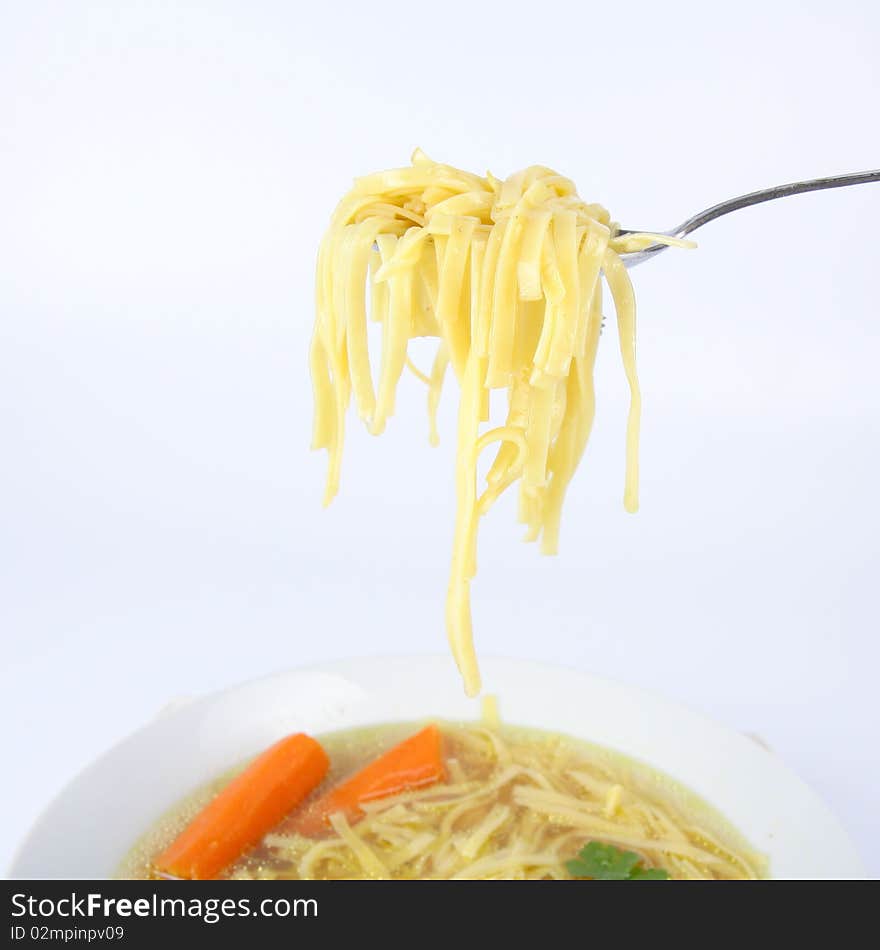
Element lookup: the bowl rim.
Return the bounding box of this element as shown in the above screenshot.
[7,653,868,880]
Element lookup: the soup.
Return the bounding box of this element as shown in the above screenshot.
[119,721,763,880]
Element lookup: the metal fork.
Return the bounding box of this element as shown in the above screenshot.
[618,169,880,267]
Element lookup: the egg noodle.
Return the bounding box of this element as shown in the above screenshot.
[227,722,761,881]
[120,720,761,881]
[311,151,688,695]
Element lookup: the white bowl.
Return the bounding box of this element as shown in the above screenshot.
[8,655,866,879]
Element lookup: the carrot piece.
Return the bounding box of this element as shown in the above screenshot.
[154,733,329,880]
[292,724,445,837]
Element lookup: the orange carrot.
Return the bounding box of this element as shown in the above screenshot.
[155,733,329,879]
[292,724,445,837]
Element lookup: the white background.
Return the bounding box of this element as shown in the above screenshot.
[1,0,877,876]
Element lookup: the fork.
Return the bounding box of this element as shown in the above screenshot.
[617,169,880,267]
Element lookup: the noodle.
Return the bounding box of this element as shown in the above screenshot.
[215,724,761,880]
[122,722,761,882]
[312,151,688,696]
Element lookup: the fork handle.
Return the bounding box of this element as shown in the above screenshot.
[620,168,880,267]
[672,168,880,239]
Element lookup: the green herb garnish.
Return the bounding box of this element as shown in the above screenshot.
[565,842,669,881]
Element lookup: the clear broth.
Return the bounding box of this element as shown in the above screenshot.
[117,721,764,880]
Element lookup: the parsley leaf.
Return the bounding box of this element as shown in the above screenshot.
[565,842,669,881]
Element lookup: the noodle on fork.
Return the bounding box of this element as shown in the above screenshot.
[312,151,688,695]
